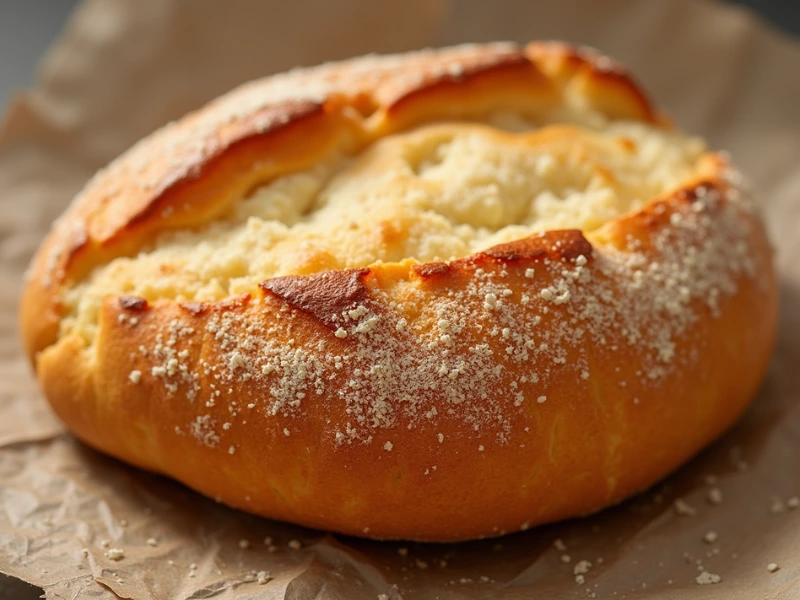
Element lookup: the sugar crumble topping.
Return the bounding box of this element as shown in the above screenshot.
[190,415,220,448]
[83,177,763,449]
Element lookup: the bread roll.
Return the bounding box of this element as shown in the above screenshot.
[20,42,777,541]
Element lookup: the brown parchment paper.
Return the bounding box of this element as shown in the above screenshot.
[1,0,799,598]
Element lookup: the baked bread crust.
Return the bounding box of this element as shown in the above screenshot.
[21,42,777,541]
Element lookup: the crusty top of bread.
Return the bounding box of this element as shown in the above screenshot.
[23,42,664,358]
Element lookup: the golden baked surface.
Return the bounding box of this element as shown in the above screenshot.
[21,42,777,541]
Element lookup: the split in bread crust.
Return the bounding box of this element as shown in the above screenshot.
[21,42,777,541]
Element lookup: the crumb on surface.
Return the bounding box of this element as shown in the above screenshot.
[674,498,696,516]
[105,548,125,561]
[574,560,592,575]
[257,570,272,584]
[695,571,721,585]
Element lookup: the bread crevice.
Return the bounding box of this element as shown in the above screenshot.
[61,117,705,345]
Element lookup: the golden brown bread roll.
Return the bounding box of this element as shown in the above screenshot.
[20,42,777,541]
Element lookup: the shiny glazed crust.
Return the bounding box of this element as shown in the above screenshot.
[20,42,777,541]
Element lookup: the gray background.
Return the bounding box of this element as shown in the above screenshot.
[0,1,797,598]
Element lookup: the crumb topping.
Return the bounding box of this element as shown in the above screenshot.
[49,97,765,452]
[67,171,763,449]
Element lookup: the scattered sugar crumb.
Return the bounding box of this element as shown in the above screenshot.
[767,563,779,573]
[561,554,572,564]
[554,538,567,551]
[703,531,718,544]
[674,498,696,516]
[384,441,393,451]
[574,560,592,575]
[288,539,302,550]
[146,537,158,547]
[335,328,348,338]
[105,548,125,561]
[239,539,250,549]
[229,352,246,370]
[695,571,721,585]
[537,396,547,404]
[707,488,723,505]
[257,570,272,584]
[788,496,800,509]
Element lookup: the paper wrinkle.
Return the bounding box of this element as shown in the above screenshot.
[1,0,800,598]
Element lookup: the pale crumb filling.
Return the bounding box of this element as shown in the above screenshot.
[61,113,706,343]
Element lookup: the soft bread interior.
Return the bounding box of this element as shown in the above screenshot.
[62,117,706,342]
